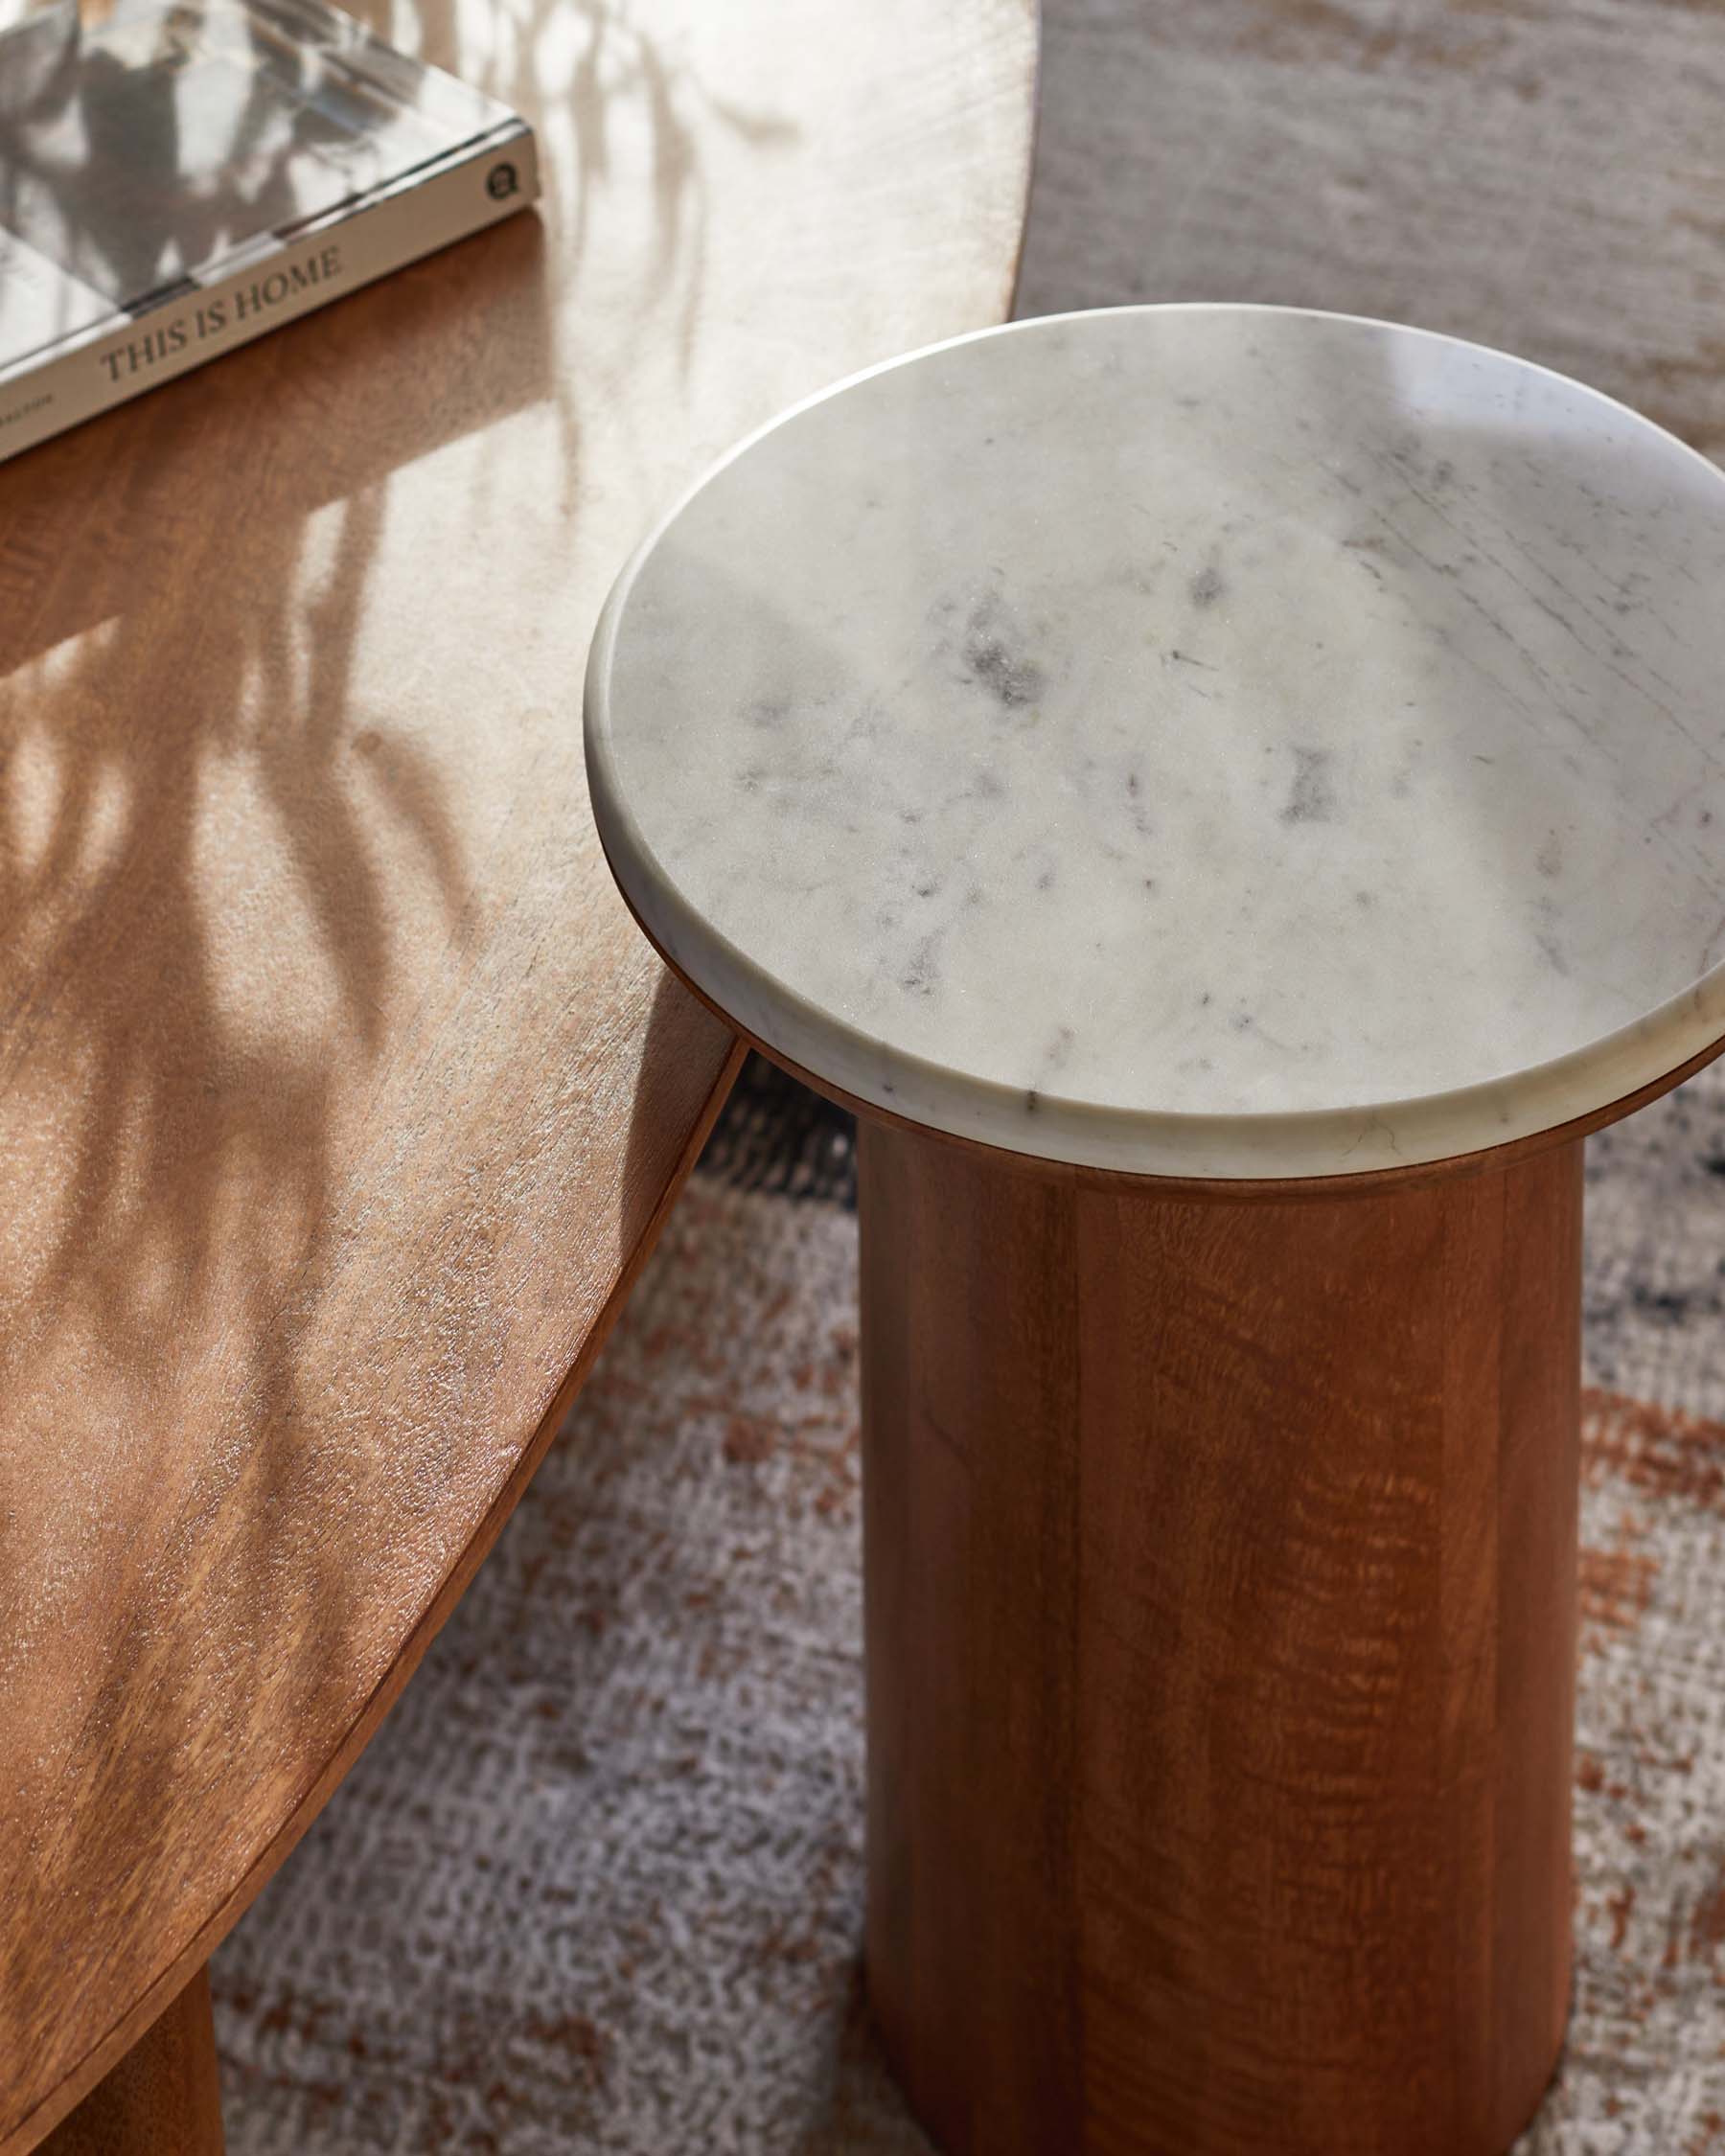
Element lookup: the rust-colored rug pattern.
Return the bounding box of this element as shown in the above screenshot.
[213,0,1725,2145]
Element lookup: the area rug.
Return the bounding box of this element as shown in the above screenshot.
[214,0,1725,2146]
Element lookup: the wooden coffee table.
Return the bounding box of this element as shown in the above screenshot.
[586,305,1725,2154]
[0,5,1037,2149]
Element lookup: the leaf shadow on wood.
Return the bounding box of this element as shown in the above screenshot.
[0,171,553,2156]
[0,4,800,2142]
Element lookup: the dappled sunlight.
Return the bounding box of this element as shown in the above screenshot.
[0,1,1033,2144]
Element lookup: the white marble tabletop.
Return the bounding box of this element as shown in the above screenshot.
[586,306,1725,1179]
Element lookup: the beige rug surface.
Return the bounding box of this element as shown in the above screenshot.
[214,0,1725,2147]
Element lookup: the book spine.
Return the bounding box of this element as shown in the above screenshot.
[0,126,540,468]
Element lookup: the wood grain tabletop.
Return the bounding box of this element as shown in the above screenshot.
[0,3,1037,2145]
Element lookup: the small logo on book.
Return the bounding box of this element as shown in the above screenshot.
[487,163,519,201]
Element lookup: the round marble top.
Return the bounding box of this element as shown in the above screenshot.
[586,306,1725,1180]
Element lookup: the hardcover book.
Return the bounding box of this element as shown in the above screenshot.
[0,0,539,465]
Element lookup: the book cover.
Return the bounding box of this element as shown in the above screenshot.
[0,0,539,464]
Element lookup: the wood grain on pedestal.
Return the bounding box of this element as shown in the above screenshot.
[39,1976,223,2156]
[0,5,1038,2148]
[859,1118,1579,2156]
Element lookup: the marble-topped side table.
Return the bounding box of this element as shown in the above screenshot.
[585,306,1725,2156]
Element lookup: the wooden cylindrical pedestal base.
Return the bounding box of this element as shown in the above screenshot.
[41,1967,224,2156]
[858,1121,1581,2156]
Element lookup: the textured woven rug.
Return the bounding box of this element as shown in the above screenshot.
[214,0,1725,2147]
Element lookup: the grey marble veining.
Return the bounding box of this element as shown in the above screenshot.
[586,306,1725,1178]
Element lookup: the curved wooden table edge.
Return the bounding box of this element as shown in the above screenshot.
[9,1037,746,2156]
[1003,0,1044,320]
[603,862,1725,1202]
[10,11,1044,2140]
